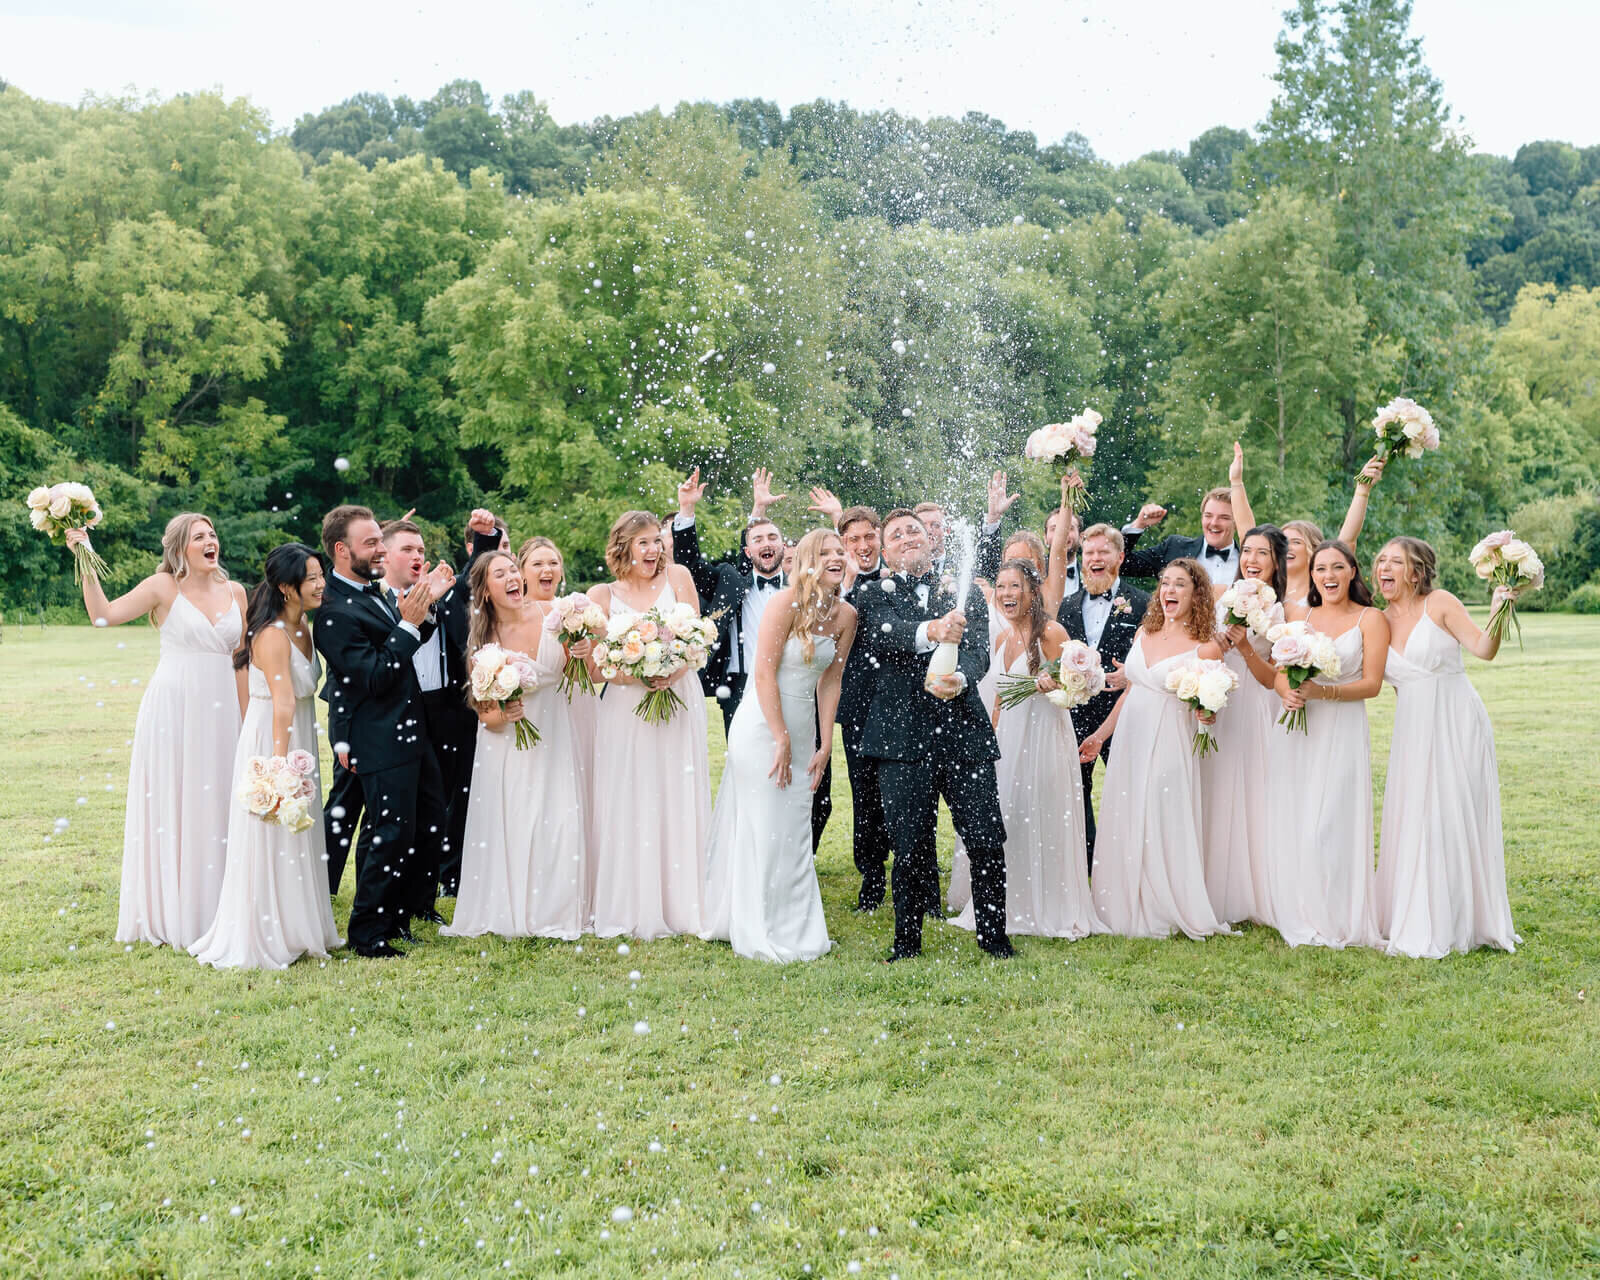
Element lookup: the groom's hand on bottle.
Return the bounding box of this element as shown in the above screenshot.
[926,671,967,701]
[928,610,967,645]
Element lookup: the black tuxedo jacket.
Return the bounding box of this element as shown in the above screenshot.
[1121,530,1234,581]
[1059,581,1151,742]
[316,576,445,774]
[673,519,780,695]
[855,575,998,764]
[838,564,888,741]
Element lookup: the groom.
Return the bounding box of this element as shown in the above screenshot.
[857,509,1011,961]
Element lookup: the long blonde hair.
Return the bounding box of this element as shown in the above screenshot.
[160,513,226,582]
[786,529,843,662]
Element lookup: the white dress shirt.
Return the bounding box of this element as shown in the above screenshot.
[389,574,447,693]
[737,571,785,674]
[1118,524,1238,586]
[1081,577,1123,651]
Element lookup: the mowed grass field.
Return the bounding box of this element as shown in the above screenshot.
[1,615,1597,1278]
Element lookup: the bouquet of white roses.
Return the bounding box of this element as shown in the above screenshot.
[1468,529,1545,648]
[26,482,111,582]
[1368,396,1440,476]
[1268,620,1341,733]
[1164,657,1238,758]
[238,751,317,833]
[1216,577,1282,637]
[593,601,716,725]
[468,644,541,748]
[1024,408,1100,512]
[543,591,608,699]
[994,639,1106,712]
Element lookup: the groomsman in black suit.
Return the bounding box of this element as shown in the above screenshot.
[315,505,455,957]
[671,467,833,851]
[1058,523,1151,871]
[911,467,1015,585]
[382,512,503,897]
[857,509,1011,961]
[1120,485,1240,587]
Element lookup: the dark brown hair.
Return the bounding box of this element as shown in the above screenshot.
[1141,557,1217,641]
[1307,540,1375,607]
[321,504,375,562]
[997,558,1048,675]
[837,505,881,535]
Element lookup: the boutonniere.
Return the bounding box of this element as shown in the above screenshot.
[1111,596,1133,616]
[938,570,955,596]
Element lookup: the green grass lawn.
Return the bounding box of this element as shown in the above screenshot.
[1,615,1597,1278]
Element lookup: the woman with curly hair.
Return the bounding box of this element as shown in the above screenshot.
[1078,559,1230,940]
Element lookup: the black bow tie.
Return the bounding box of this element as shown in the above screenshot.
[902,572,936,590]
[755,574,782,590]
[365,581,390,601]
[1089,590,1113,602]
[1203,543,1232,561]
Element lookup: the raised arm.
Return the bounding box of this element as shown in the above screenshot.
[64,531,173,626]
[1228,442,1257,535]
[1042,470,1083,614]
[1433,588,1509,663]
[1338,456,1385,549]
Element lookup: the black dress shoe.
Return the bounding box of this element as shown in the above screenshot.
[885,943,921,963]
[352,941,404,959]
[978,936,1015,959]
[415,909,447,926]
[855,881,885,913]
[392,926,418,944]
[852,895,883,914]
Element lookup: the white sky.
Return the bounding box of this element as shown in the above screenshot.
[2,0,1594,162]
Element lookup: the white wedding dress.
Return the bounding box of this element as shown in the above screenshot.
[952,644,1101,938]
[1269,617,1381,949]
[701,635,834,962]
[1376,607,1518,957]
[443,626,587,940]
[119,593,242,949]
[190,641,342,969]
[589,581,711,939]
[1092,635,1229,940]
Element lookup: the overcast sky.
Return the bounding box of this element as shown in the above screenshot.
[2,0,1593,162]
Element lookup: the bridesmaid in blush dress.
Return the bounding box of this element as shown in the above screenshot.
[1271,540,1389,950]
[701,529,855,962]
[67,515,248,949]
[1200,525,1288,927]
[587,512,711,940]
[1373,537,1519,957]
[442,550,587,941]
[191,545,342,969]
[1079,559,1231,940]
[952,559,1100,939]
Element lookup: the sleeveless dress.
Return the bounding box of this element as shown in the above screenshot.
[442,626,587,940]
[1092,636,1230,940]
[700,634,835,962]
[952,643,1101,938]
[117,594,243,948]
[1377,608,1518,957]
[190,639,342,969]
[1199,630,1277,926]
[589,580,711,939]
[1270,617,1381,949]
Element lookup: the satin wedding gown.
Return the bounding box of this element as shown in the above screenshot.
[952,644,1101,938]
[1199,634,1277,926]
[1377,607,1518,957]
[701,634,834,962]
[1092,635,1229,940]
[118,593,242,949]
[1269,617,1381,949]
[190,640,341,969]
[443,626,587,940]
[589,581,711,939]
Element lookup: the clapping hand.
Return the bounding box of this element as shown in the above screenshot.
[425,560,458,596]
[807,486,843,525]
[397,576,435,626]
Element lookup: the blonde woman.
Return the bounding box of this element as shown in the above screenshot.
[587,511,710,940]
[65,513,247,948]
[441,550,586,940]
[701,529,857,962]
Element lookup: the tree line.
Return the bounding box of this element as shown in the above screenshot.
[2,0,1598,614]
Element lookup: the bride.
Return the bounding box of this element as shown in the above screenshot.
[701,528,857,962]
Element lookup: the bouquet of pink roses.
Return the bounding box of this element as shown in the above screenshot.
[1024,409,1100,512]
[1468,529,1544,648]
[993,639,1106,711]
[1367,396,1440,476]
[1268,620,1340,733]
[26,482,111,582]
[593,601,716,724]
[468,644,541,748]
[1215,577,1281,637]
[1163,657,1238,758]
[543,592,608,699]
[238,751,317,832]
